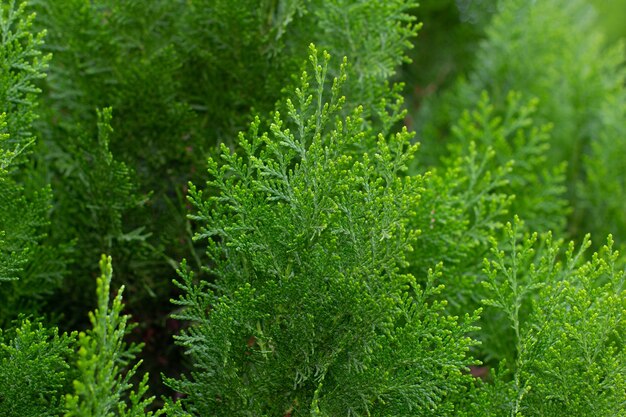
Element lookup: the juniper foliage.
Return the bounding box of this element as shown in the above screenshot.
[415,0,626,242]
[65,255,161,417]
[166,47,479,416]
[460,219,626,416]
[0,319,75,417]
[0,0,66,324]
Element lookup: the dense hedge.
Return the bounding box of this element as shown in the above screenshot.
[1,0,625,415]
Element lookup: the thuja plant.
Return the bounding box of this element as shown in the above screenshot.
[165,45,626,415]
[0,256,159,417]
[171,0,420,141]
[0,318,74,416]
[406,90,568,317]
[0,0,68,324]
[45,106,147,324]
[1,3,156,416]
[1,0,625,415]
[65,255,161,417]
[438,92,568,234]
[165,47,479,416]
[26,0,421,329]
[580,95,626,251]
[29,0,171,319]
[415,0,626,243]
[22,0,423,395]
[459,219,626,416]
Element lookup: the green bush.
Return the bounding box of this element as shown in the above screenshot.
[165,48,478,415]
[415,0,626,244]
[0,0,66,326]
[1,0,625,415]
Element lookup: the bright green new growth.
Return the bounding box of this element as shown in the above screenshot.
[65,255,161,417]
[167,46,479,416]
[463,218,626,416]
[0,319,74,417]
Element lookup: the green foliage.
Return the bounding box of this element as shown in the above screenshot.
[0,179,57,317]
[53,108,144,252]
[415,0,626,241]
[0,319,75,417]
[408,90,568,317]
[444,91,568,234]
[176,0,420,140]
[1,0,625,415]
[464,218,626,416]
[579,96,626,251]
[0,114,9,171]
[402,0,494,114]
[0,0,47,277]
[166,47,478,416]
[45,107,149,322]
[30,0,189,314]
[1,255,158,417]
[0,0,66,324]
[65,255,161,417]
[0,0,49,155]
[31,0,194,178]
[28,0,421,325]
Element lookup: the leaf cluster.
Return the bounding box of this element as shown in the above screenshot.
[168,47,478,416]
[65,255,162,417]
[467,219,626,416]
[25,0,422,324]
[1,0,625,416]
[0,0,64,324]
[415,0,626,245]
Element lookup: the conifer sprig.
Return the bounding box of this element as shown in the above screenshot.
[0,319,74,417]
[168,46,478,416]
[0,0,63,321]
[0,0,49,155]
[475,219,626,416]
[65,255,161,417]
